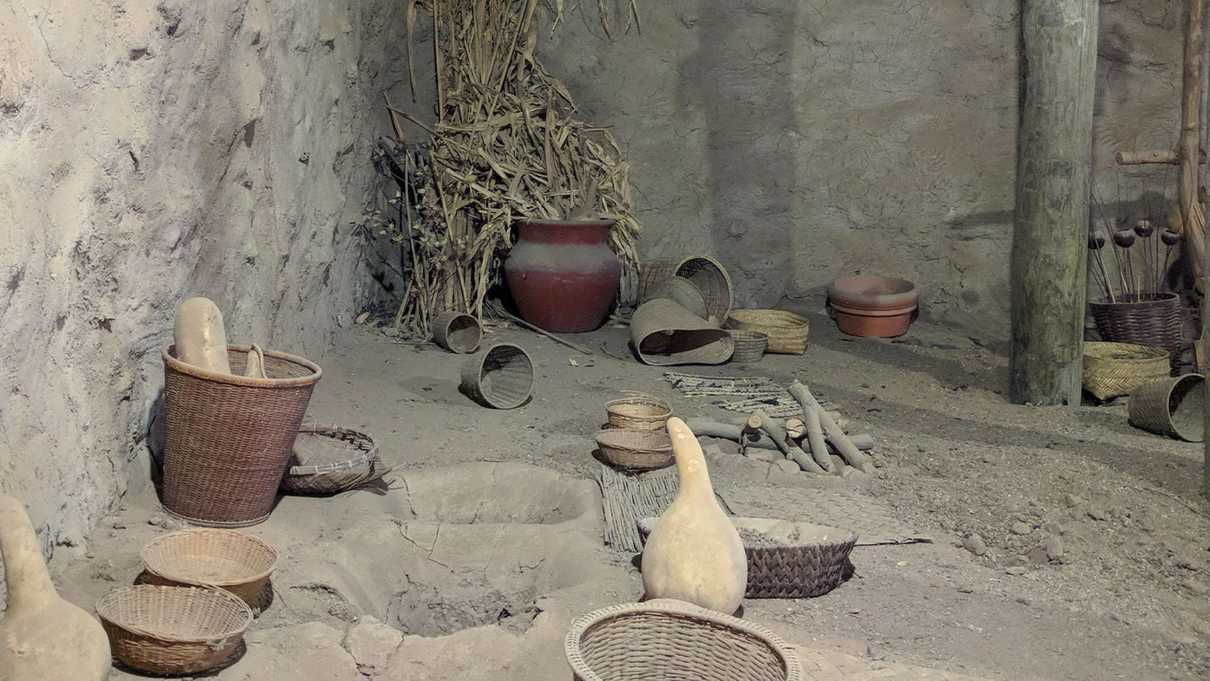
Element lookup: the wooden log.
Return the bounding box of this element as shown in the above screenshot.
[1009,0,1098,406]
[804,406,833,472]
[788,381,873,473]
[1115,149,1180,165]
[752,409,823,474]
[1181,0,1207,290]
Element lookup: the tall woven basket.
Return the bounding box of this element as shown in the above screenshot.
[1090,293,1184,369]
[162,345,322,527]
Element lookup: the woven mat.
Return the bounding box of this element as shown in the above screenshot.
[663,372,835,418]
[597,464,679,553]
[717,485,932,546]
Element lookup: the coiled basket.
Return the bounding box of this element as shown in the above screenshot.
[162,345,322,527]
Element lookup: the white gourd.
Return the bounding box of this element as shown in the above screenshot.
[640,417,747,614]
[0,495,111,681]
[174,297,232,373]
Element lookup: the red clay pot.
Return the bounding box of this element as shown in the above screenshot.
[504,218,620,333]
[827,275,919,338]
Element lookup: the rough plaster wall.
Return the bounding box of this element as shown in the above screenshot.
[530,0,1186,335]
[0,0,399,565]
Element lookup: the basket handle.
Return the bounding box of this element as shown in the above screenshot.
[247,343,267,379]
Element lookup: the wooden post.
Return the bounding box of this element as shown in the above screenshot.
[1009,0,1099,405]
[1182,0,1206,290]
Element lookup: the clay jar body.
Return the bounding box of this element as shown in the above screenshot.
[503,219,620,333]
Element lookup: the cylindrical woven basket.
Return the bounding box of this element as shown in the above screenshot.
[431,310,482,354]
[639,256,733,324]
[605,395,671,431]
[281,425,390,495]
[729,330,769,364]
[1128,373,1205,442]
[1090,293,1185,368]
[141,529,277,611]
[648,277,708,319]
[638,517,856,598]
[726,310,809,354]
[96,585,253,676]
[595,429,673,471]
[162,345,322,527]
[1081,341,1171,401]
[460,343,534,409]
[565,599,801,681]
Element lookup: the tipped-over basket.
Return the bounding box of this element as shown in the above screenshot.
[605,395,671,431]
[460,343,534,409]
[1081,341,1170,401]
[96,585,253,676]
[726,309,809,354]
[565,599,802,681]
[639,517,856,598]
[281,425,390,495]
[141,528,277,611]
[162,344,322,527]
[1128,373,1205,442]
[638,256,733,324]
[595,429,673,471]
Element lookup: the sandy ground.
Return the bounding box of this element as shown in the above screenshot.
[50,311,1210,680]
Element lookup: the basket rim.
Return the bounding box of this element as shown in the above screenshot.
[1088,291,1180,308]
[728,309,809,328]
[637,516,858,550]
[564,599,802,681]
[1082,341,1170,361]
[96,585,253,642]
[163,344,322,388]
[141,529,278,587]
[287,425,380,476]
[605,396,671,418]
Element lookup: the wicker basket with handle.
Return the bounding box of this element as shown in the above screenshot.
[162,345,322,528]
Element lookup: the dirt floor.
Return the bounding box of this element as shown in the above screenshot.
[52,310,1210,680]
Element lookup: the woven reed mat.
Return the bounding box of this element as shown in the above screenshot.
[717,485,932,546]
[664,372,836,418]
[597,464,680,553]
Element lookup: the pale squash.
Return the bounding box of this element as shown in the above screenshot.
[0,496,111,681]
[174,297,232,373]
[640,417,747,614]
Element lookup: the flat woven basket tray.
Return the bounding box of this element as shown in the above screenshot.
[280,425,392,495]
[639,516,856,598]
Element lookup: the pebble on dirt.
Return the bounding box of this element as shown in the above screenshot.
[1010,521,1032,536]
[963,533,987,556]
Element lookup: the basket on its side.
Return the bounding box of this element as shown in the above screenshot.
[638,517,856,598]
[595,429,673,471]
[1090,293,1185,369]
[141,529,277,611]
[639,256,733,324]
[605,395,671,431]
[729,330,769,364]
[565,599,801,681]
[281,425,389,495]
[162,345,322,527]
[1128,374,1205,442]
[460,343,534,409]
[1081,341,1171,400]
[96,585,253,676]
[648,276,708,319]
[431,311,482,354]
[726,310,809,354]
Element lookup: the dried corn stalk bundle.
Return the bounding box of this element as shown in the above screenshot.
[385,0,641,337]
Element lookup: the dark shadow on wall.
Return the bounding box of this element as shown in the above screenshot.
[677,1,801,307]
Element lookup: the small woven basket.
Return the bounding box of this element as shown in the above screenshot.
[638,517,856,598]
[729,330,769,364]
[605,395,671,431]
[639,256,733,323]
[726,310,809,354]
[431,310,482,354]
[1128,373,1205,442]
[460,343,534,409]
[96,585,253,676]
[162,344,322,527]
[141,529,277,611]
[281,425,390,495]
[1082,341,1171,400]
[595,429,673,471]
[1090,293,1185,369]
[565,599,801,681]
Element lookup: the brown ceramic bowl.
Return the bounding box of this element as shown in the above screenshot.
[827,275,918,310]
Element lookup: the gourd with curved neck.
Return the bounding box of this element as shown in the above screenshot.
[0,495,111,681]
[640,418,747,614]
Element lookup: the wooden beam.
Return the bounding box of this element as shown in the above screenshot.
[1009,0,1098,406]
[1182,0,1206,288]
[1116,149,1180,165]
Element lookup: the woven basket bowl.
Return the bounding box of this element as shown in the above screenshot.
[595,429,673,471]
[726,310,809,354]
[605,396,671,431]
[565,599,802,681]
[1128,374,1205,442]
[141,529,277,610]
[729,330,769,364]
[1081,341,1170,400]
[638,517,856,598]
[1090,293,1185,370]
[281,425,388,495]
[162,344,322,528]
[460,343,534,409]
[97,585,253,676]
[639,256,733,324]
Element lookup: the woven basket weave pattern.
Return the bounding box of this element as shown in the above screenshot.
[432,310,482,354]
[639,256,733,323]
[729,330,769,364]
[96,585,252,676]
[605,396,671,431]
[565,600,800,681]
[282,426,385,495]
[460,343,534,409]
[162,346,321,528]
[141,529,277,609]
[1090,294,1184,368]
[726,310,809,354]
[1128,374,1205,442]
[596,429,673,470]
[1081,341,1170,400]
